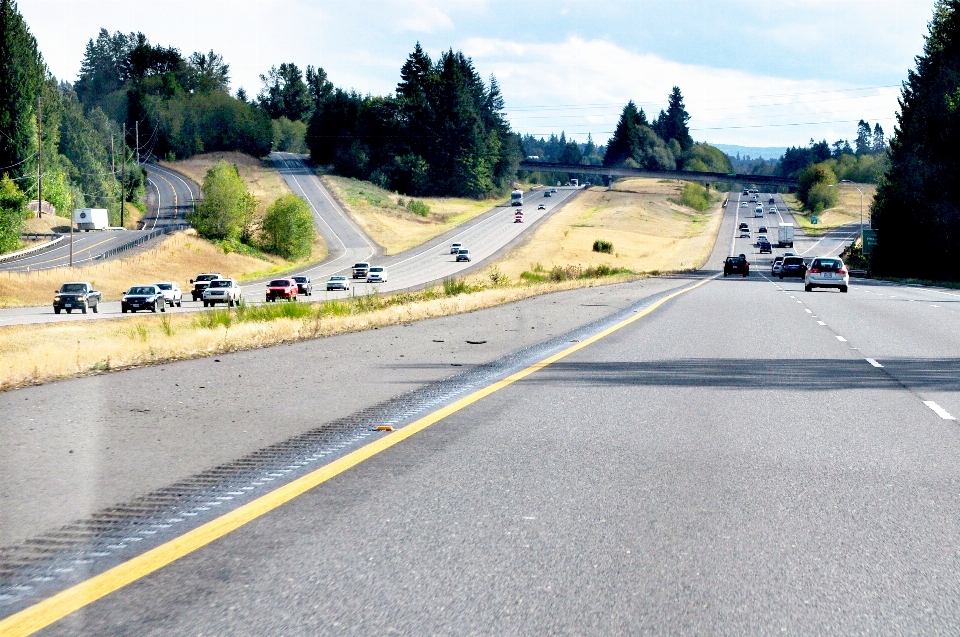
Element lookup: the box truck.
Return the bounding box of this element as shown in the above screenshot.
[73,208,109,231]
[777,223,794,248]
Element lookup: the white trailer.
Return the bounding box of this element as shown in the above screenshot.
[777,223,795,248]
[511,189,523,206]
[73,208,109,231]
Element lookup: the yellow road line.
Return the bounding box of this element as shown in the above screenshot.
[0,274,715,637]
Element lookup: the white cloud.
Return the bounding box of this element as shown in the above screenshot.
[395,2,455,33]
[465,36,902,147]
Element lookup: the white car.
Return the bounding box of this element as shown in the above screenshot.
[740,202,748,208]
[739,229,750,238]
[326,275,350,291]
[450,242,462,254]
[202,278,242,307]
[769,207,778,214]
[804,257,849,293]
[366,266,387,283]
[154,282,182,307]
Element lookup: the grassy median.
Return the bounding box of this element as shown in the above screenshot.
[0,270,650,391]
[319,174,499,254]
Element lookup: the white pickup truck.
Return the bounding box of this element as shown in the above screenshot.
[202,278,243,307]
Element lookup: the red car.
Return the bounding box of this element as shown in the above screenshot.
[265,278,298,302]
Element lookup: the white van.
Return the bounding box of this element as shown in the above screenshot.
[754,205,764,218]
[366,266,387,283]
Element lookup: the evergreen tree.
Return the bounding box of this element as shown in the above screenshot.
[655,86,693,151]
[0,0,43,182]
[855,120,873,155]
[305,65,333,109]
[872,123,885,153]
[603,100,643,166]
[0,173,27,252]
[872,0,960,279]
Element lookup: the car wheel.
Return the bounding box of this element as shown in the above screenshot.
[779,275,783,280]
[742,273,747,277]
[841,285,848,293]
[151,303,158,313]
[805,285,812,292]
[66,309,72,314]
[177,301,182,307]
[203,301,209,307]
[82,307,87,314]
[54,308,61,314]
[93,304,98,313]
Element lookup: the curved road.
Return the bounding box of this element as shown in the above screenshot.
[0,164,196,274]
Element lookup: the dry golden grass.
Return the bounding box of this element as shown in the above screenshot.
[320,174,497,254]
[783,185,875,234]
[0,231,325,308]
[161,152,291,215]
[487,179,724,280]
[0,274,645,391]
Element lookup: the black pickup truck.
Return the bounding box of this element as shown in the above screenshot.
[190,273,223,302]
[723,255,750,277]
[54,282,101,314]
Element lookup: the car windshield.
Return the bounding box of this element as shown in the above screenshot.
[293,277,307,283]
[330,276,345,281]
[268,280,290,287]
[458,249,469,254]
[353,263,368,268]
[60,283,86,293]
[127,287,155,295]
[370,267,383,272]
[156,283,172,290]
[814,259,843,271]
[210,280,232,288]
[197,274,218,281]
[784,258,804,265]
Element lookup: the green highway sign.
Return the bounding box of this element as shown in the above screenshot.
[862,228,877,255]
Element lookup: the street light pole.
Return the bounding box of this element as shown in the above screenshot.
[840,179,864,247]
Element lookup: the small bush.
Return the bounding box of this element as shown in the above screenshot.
[407,199,430,216]
[669,182,718,212]
[488,267,510,287]
[593,239,614,254]
[444,277,470,296]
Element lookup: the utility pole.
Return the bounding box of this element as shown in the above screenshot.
[120,124,126,228]
[110,134,115,175]
[36,96,42,218]
[135,121,139,165]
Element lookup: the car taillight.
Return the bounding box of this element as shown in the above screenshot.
[838,269,848,275]
[809,268,820,274]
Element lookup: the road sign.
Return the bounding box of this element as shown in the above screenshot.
[862,228,877,255]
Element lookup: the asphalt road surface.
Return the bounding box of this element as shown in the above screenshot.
[4,186,960,633]
[0,159,580,326]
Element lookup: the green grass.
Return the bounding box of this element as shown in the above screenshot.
[592,239,614,254]
[519,263,633,283]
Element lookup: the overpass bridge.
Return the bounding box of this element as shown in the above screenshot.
[517,161,798,189]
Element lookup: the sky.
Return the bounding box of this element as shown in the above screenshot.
[23,0,935,150]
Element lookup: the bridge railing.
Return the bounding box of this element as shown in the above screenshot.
[517,161,798,187]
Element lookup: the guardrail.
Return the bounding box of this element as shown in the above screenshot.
[95,224,190,261]
[0,235,66,264]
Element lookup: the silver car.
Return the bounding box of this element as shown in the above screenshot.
[154,282,182,307]
[450,242,462,254]
[805,257,849,293]
[326,275,350,291]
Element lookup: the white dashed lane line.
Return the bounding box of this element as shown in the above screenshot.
[836,335,847,342]
[866,358,883,368]
[817,321,826,326]
[804,309,812,314]
[924,401,957,421]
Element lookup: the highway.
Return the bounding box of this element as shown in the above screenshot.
[0,157,580,325]
[5,184,960,633]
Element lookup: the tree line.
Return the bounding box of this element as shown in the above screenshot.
[601,89,732,174]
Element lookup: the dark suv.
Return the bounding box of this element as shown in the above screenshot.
[779,256,807,279]
[292,276,313,296]
[724,255,750,277]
